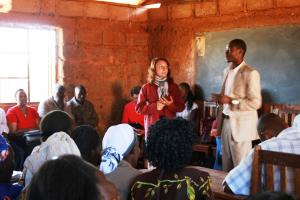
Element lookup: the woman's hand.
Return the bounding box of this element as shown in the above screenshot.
[159,96,174,106]
[157,101,165,111]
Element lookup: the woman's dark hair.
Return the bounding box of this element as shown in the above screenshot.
[26,155,99,200]
[0,146,15,183]
[179,82,195,111]
[146,118,196,170]
[40,110,73,140]
[71,125,100,165]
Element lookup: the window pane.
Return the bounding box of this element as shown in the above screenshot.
[0,79,28,103]
[0,53,28,77]
[0,27,28,53]
[28,29,56,102]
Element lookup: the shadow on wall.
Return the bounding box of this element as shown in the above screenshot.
[261,88,273,103]
[193,84,204,101]
[109,81,128,127]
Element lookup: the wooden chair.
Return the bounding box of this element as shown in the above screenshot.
[251,145,300,199]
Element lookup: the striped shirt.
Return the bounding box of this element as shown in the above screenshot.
[224,127,300,195]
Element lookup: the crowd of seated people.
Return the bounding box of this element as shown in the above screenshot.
[1,67,300,200]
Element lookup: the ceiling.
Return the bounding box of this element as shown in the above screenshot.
[67,0,201,6]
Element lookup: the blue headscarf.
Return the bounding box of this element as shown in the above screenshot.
[100,124,136,174]
[293,114,300,128]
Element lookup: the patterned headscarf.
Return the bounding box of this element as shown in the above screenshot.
[100,124,136,174]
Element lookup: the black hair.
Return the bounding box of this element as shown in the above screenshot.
[130,86,141,97]
[229,39,247,56]
[257,113,287,139]
[179,82,195,111]
[74,85,86,93]
[246,191,294,200]
[0,146,15,183]
[71,125,100,165]
[15,89,25,98]
[26,155,99,200]
[40,110,73,140]
[146,118,196,170]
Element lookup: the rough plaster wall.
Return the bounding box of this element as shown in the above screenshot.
[0,0,150,132]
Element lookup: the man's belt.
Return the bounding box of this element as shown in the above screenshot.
[222,113,230,119]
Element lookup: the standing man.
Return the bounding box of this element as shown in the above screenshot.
[212,39,262,172]
[67,85,99,127]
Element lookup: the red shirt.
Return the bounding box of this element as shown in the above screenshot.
[6,105,39,131]
[135,82,184,138]
[122,101,144,127]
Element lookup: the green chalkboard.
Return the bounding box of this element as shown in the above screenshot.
[196,24,300,105]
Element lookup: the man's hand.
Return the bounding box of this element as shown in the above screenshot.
[211,93,232,105]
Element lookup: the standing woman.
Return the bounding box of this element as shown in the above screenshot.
[176,82,198,122]
[135,57,184,138]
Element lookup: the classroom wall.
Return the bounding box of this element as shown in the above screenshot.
[147,0,300,88]
[0,0,150,132]
[1,0,300,131]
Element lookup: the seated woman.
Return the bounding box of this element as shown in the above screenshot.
[23,110,80,186]
[6,89,39,134]
[100,124,142,200]
[130,118,212,200]
[176,82,198,123]
[6,89,40,170]
[27,155,119,200]
[71,125,101,166]
[0,135,23,200]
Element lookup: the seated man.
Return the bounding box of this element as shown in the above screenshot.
[100,124,142,200]
[38,84,72,118]
[67,85,99,127]
[223,113,299,195]
[122,86,144,134]
[23,110,80,186]
[6,89,40,170]
[71,125,101,166]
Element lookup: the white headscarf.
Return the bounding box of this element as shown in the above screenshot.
[292,114,300,128]
[100,124,136,174]
[23,131,81,186]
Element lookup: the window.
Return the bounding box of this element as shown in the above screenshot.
[0,26,56,103]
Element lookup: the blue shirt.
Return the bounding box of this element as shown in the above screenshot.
[0,183,23,200]
[224,127,300,195]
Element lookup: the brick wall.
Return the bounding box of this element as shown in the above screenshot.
[0,0,150,132]
[1,0,300,132]
[148,0,300,86]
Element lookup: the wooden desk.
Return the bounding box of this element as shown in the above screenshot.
[194,167,247,200]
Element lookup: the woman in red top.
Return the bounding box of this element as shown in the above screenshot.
[135,57,184,138]
[6,89,40,170]
[6,89,39,133]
